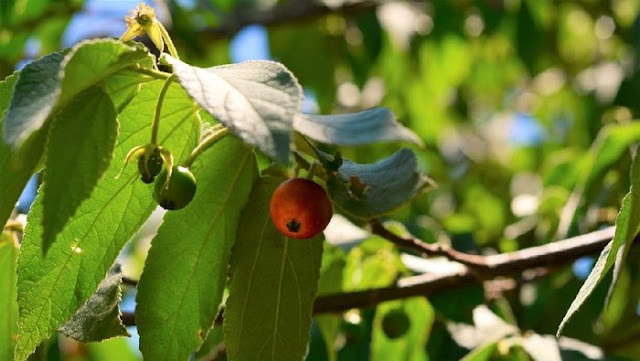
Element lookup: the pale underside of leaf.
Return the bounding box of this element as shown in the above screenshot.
[294,107,422,146]
[164,55,302,164]
[327,148,432,219]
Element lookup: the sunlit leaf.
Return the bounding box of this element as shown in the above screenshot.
[0,232,18,361]
[3,39,149,149]
[137,136,257,361]
[15,81,200,361]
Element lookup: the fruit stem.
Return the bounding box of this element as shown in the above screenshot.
[157,21,180,60]
[150,74,176,145]
[182,126,230,167]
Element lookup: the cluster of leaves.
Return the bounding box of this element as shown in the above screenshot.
[0,32,429,361]
[2,0,640,360]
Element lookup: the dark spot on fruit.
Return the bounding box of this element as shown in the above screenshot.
[286,219,301,233]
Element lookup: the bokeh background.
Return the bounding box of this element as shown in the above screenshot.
[3,0,640,360]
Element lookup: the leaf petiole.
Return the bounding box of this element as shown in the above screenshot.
[151,74,176,145]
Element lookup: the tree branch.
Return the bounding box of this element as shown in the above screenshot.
[197,0,407,40]
[121,226,621,325]
[314,226,617,313]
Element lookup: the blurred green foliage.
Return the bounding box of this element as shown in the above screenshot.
[3,0,640,360]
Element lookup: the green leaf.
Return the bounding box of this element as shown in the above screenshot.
[0,233,18,361]
[58,264,129,342]
[315,244,346,361]
[371,298,434,361]
[136,136,257,361]
[327,148,432,219]
[41,86,118,252]
[606,151,640,306]
[294,108,422,146]
[58,39,150,107]
[104,68,153,112]
[2,52,64,148]
[3,39,150,148]
[584,123,640,192]
[0,73,47,228]
[556,154,640,336]
[163,55,302,164]
[15,80,200,361]
[223,176,324,361]
[86,337,140,361]
[557,123,640,238]
[343,237,400,291]
[195,327,224,361]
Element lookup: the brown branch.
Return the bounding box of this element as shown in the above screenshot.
[121,226,619,324]
[370,219,616,277]
[197,0,409,40]
[314,226,618,312]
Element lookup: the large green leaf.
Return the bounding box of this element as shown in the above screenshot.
[557,152,640,336]
[163,55,302,164]
[41,86,118,251]
[327,148,432,219]
[136,136,257,361]
[371,298,434,361]
[0,73,47,228]
[58,265,128,342]
[15,81,200,361]
[3,39,150,148]
[223,176,324,361]
[0,232,18,361]
[294,108,422,146]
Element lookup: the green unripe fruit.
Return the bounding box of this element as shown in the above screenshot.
[138,148,163,184]
[381,308,410,339]
[154,166,197,210]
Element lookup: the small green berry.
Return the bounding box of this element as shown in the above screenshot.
[154,166,197,210]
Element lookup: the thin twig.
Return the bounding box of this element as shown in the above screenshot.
[368,218,487,269]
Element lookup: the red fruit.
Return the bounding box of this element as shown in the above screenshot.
[269,178,333,239]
